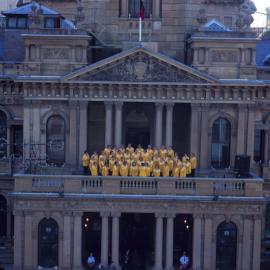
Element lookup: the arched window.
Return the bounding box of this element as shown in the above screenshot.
[0,111,7,159]
[216,221,237,270]
[265,203,270,238]
[128,0,153,18]
[38,218,59,267]
[46,115,65,165]
[0,195,7,237]
[211,118,231,169]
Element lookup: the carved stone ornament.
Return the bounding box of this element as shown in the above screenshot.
[76,52,208,83]
[204,0,245,4]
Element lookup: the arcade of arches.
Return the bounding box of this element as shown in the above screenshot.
[27,211,258,270]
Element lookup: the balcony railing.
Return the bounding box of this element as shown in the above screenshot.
[14,174,263,197]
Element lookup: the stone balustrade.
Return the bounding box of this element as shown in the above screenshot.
[14,174,263,197]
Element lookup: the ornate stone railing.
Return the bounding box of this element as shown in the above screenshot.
[14,174,263,197]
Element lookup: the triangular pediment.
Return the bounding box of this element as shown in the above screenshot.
[62,47,217,83]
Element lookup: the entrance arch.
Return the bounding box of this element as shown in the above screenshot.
[38,218,59,267]
[0,195,7,237]
[123,103,154,148]
[216,221,237,270]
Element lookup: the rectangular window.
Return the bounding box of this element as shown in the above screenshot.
[17,17,27,29]
[13,125,23,158]
[128,0,153,18]
[44,18,56,29]
[7,17,16,28]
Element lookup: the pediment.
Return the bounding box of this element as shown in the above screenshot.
[63,47,217,83]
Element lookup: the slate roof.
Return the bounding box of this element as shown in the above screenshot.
[202,19,231,32]
[2,2,59,16]
[257,38,270,67]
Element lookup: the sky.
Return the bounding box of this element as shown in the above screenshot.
[252,0,270,27]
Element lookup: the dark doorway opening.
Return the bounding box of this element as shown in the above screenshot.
[38,218,59,267]
[0,195,7,237]
[216,221,237,270]
[123,103,154,148]
[82,212,102,268]
[173,214,193,266]
[126,127,150,148]
[120,213,155,270]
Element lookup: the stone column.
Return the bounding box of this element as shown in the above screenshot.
[165,103,174,148]
[105,102,113,146]
[264,130,269,162]
[192,214,202,270]
[242,216,252,270]
[252,216,262,270]
[73,212,82,270]
[114,102,123,148]
[154,213,164,270]
[165,213,175,270]
[63,212,72,269]
[79,101,88,164]
[6,206,12,238]
[153,0,160,18]
[237,104,247,155]
[246,105,256,164]
[203,214,213,270]
[190,104,201,162]
[112,212,121,269]
[155,103,164,149]
[68,101,78,166]
[121,0,128,17]
[14,210,24,270]
[24,211,33,269]
[199,104,209,169]
[101,212,110,267]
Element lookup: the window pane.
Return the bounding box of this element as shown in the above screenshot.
[45,18,55,29]
[0,111,7,159]
[7,17,16,28]
[46,116,65,165]
[254,129,262,162]
[13,126,23,158]
[17,17,27,28]
[128,0,152,18]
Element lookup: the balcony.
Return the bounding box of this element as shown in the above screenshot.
[13,174,263,198]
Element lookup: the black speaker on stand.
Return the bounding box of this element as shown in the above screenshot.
[234,155,250,178]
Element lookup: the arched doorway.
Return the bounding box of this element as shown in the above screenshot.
[38,218,59,267]
[216,221,237,270]
[123,103,154,148]
[211,118,231,168]
[0,195,7,237]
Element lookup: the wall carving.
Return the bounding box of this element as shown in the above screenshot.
[76,52,208,83]
[211,50,238,63]
[42,48,69,60]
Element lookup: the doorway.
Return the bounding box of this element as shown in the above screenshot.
[120,213,155,270]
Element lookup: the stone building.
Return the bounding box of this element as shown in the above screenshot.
[0,0,270,270]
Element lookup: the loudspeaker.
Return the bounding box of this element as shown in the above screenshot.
[234,155,250,177]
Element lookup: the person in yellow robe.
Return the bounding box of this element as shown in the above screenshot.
[132,150,140,162]
[172,165,180,177]
[142,150,150,163]
[186,161,192,176]
[139,163,147,177]
[162,162,170,177]
[103,145,111,160]
[159,145,167,159]
[82,150,90,175]
[90,161,98,176]
[130,162,139,176]
[145,163,151,177]
[147,145,154,159]
[120,161,129,177]
[126,143,134,155]
[112,162,119,176]
[152,164,161,177]
[190,153,197,177]
[180,165,187,178]
[101,164,109,176]
[168,158,174,172]
[168,146,174,158]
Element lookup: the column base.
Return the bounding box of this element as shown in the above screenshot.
[154,266,163,270]
[72,267,83,270]
[165,266,174,270]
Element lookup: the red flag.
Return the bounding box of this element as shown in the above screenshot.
[140,0,145,20]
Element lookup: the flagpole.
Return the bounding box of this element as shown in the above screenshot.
[139,16,142,42]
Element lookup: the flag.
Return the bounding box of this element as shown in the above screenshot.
[140,0,145,20]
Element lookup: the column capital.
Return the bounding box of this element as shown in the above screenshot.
[111,211,121,218]
[193,213,203,219]
[203,214,213,220]
[79,100,88,108]
[105,101,114,106]
[155,212,165,218]
[63,211,73,217]
[155,102,164,109]
[100,211,110,218]
[73,211,83,217]
[165,213,176,219]
[23,210,32,216]
[253,214,262,221]
[114,101,124,108]
[165,102,175,109]
[13,210,23,216]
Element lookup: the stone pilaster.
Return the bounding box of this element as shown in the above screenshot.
[165,213,175,270]
[73,212,83,270]
[190,103,201,163]
[154,213,164,270]
[63,212,72,269]
[68,100,78,166]
[105,101,113,146]
[252,215,262,270]
[79,101,88,165]
[199,104,209,169]
[192,214,202,270]
[14,210,24,270]
[165,103,174,148]
[100,212,110,267]
[236,104,247,155]
[242,215,252,270]
[155,103,164,149]
[111,212,121,269]
[24,211,33,269]
[114,102,123,148]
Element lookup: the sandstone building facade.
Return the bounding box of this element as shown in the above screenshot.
[0,1,269,270]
